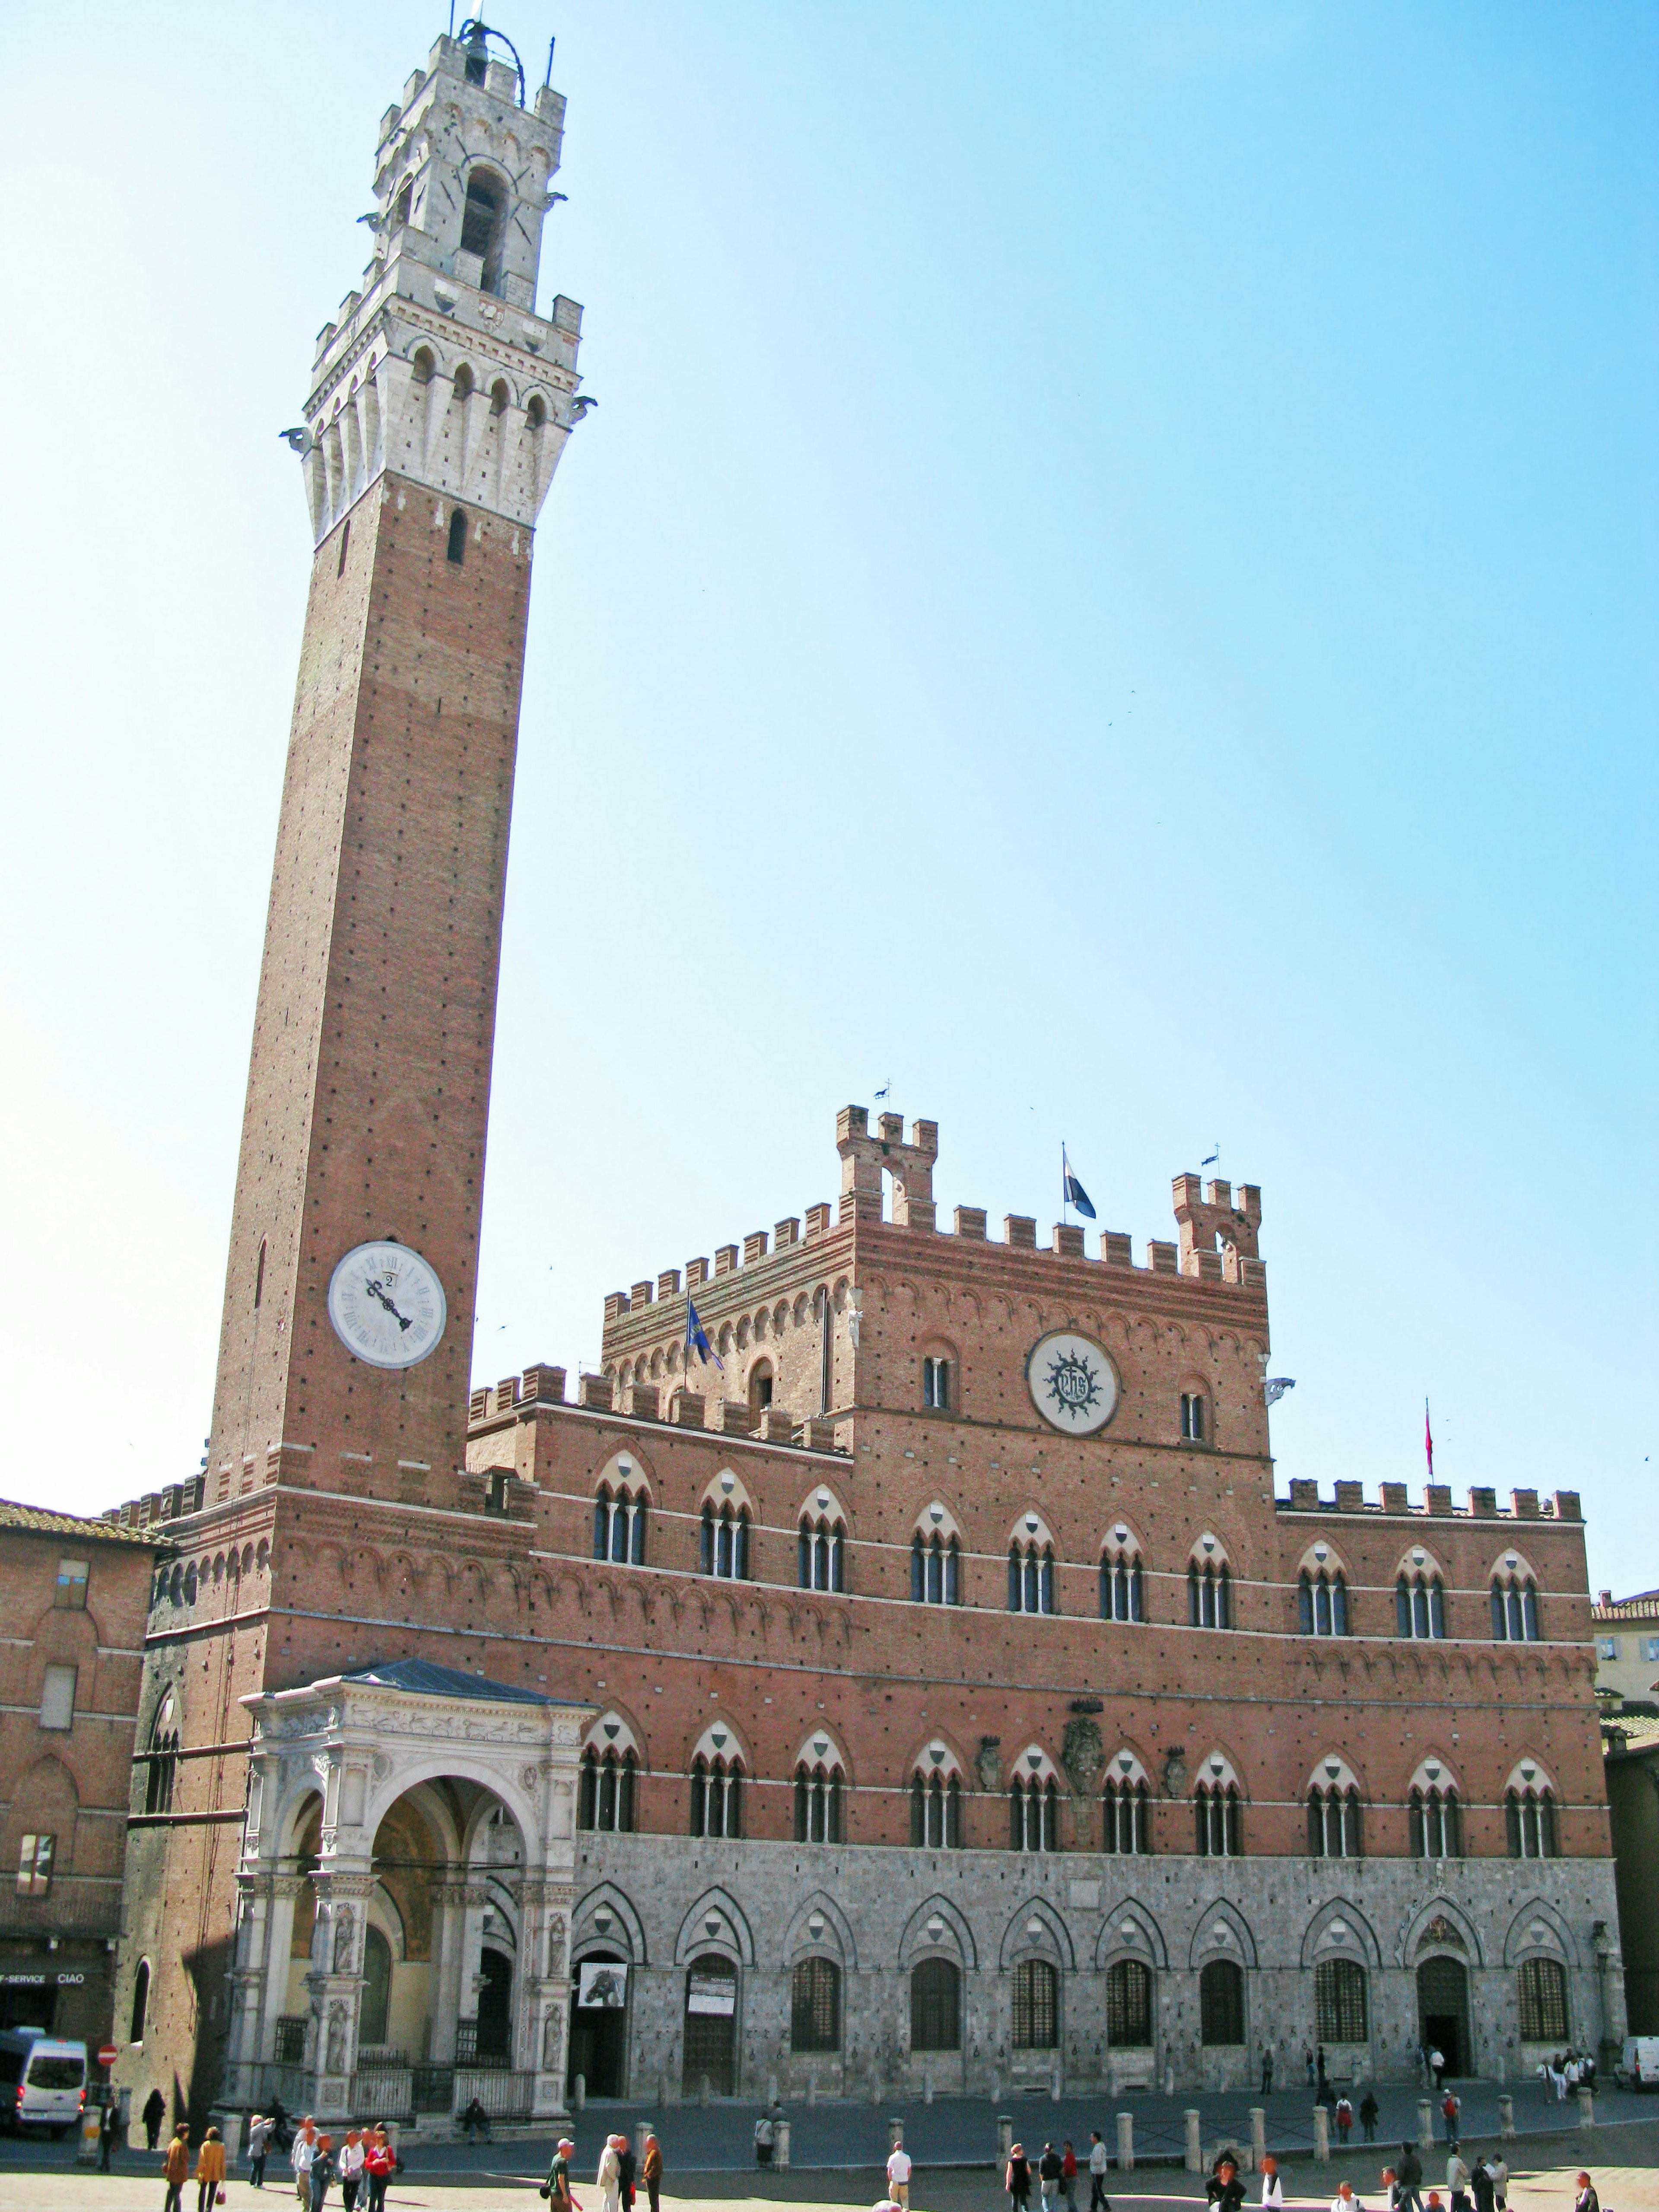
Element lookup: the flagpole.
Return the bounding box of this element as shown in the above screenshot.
[1061,1142,1068,1227]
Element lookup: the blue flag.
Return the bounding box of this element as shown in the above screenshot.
[1062,1146,1097,1220]
[686,1298,725,1373]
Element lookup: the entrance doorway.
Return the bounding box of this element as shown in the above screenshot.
[568,1950,629,2098]
[682,1954,737,2097]
[476,1949,512,2062]
[1417,1955,1471,2077]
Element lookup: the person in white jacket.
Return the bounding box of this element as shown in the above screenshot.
[597,2135,624,2212]
[1261,2158,1284,2211]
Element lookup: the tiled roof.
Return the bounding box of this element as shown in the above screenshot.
[1592,1589,1659,1621]
[340,1658,582,1708]
[0,1498,166,1548]
[1606,1714,1659,1758]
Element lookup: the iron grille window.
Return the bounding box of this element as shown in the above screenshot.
[1012,1958,1058,2049]
[911,1958,961,2052]
[1105,1958,1152,2047]
[1315,1958,1369,2043]
[1199,1959,1244,2046]
[1517,1957,1569,2042]
[790,1958,841,2051]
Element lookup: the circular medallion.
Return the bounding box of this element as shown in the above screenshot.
[327,1240,447,1370]
[1026,1328,1118,1436]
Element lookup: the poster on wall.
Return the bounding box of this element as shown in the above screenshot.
[577,1962,629,2011]
[686,1974,736,2017]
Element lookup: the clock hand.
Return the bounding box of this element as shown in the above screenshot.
[364,1277,415,1332]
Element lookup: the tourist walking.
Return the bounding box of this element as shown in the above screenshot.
[1261,2156,1284,2211]
[1429,2049,1446,2094]
[98,2095,121,2171]
[619,2133,638,2212]
[1573,2177,1599,2212]
[1087,2131,1109,2212]
[1446,2148,1470,2212]
[365,2129,396,2212]
[754,2113,775,2170]
[1488,2154,1508,2212]
[642,2132,663,2212]
[144,2090,168,2152]
[248,2115,273,2189]
[338,2130,365,2212]
[1261,2048,1274,2095]
[1039,2142,1064,2210]
[542,2136,575,2212]
[196,2126,226,2212]
[888,2141,913,2208]
[1469,2155,1494,2212]
[1397,2142,1425,2212]
[1206,2156,1245,2212]
[164,2125,191,2212]
[1360,2091,1379,2144]
[1441,2092,1462,2149]
[292,2118,318,2212]
[1305,2047,1316,2088]
[1331,2185,1363,2212]
[311,2134,337,2212]
[599,2131,625,2212]
[1006,2143,1032,2212]
[1335,2097,1353,2145]
[1062,2140,1078,2212]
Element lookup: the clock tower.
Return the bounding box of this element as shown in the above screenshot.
[205,26,586,1503]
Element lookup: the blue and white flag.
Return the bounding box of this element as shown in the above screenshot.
[686,1298,724,1373]
[1062,1146,1097,1220]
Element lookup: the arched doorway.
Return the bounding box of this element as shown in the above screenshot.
[1417,1955,1471,2078]
[476,1950,512,2062]
[569,1949,629,2098]
[682,1954,737,2097]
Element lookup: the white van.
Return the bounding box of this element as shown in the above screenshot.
[0,2031,88,2135]
[1624,2034,1659,2089]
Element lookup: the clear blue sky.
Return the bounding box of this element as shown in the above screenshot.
[1,4,1653,1592]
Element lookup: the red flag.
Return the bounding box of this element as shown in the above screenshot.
[1424,1398,1434,1479]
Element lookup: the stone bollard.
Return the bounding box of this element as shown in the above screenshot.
[768,2072,779,2107]
[890,2120,905,2151]
[1497,2096,1515,2141]
[1418,2101,1436,2150]
[998,2116,1014,2160]
[635,2123,654,2169]
[573,2073,586,2111]
[1052,2063,1062,2103]
[1313,2106,1330,2163]
[1185,2110,1203,2173]
[924,2072,934,2105]
[659,2073,671,2109]
[1116,2112,1134,2172]
[870,2072,883,2106]
[219,2115,243,2170]
[1165,2061,1176,2097]
[1251,2109,1267,2170]
[774,2120,791,2170]
[1577,2087,1595,2129]
[699,2072,711,2106]
[807,2072,817,2108]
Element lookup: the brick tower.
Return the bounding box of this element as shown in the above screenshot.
[206,25,586,1505]
[115,26,588,2119]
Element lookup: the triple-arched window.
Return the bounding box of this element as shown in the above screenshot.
[1397,1567,1446,1639]
[689,1754,743,1838]
[1008,1536,1056,1615]
[911,1767,963,1848]
[1492,1570,1541,1642]
[594,1484,647,1565]
[1409,1784,1463,1860]
[1100,1534,1144,1623]
[1102,1773,1151,1854]
[1195,1780,1242,1856]
[1307,1781,1363,1858]
[700,1502,750,1580]
[798,1514,845,1592]
[912,1529,960,1605]
[1189,1554,1232,1628]
[1298,1567,1348,1635]
[578,1745,637,1832]
[1010,1772,1060,1852]
[794,1757,844,1843]
[1506,1777,1559,1858]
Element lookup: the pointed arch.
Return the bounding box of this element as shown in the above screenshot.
[674,1886,754,1967]
[999,1895,1076,1971]
[1399,1893,1484,1968]
[782,1889,858,1968]
[1300,1897,1382,1970]
[1502,1898,1580,1969]
[572,1881,648,1964]
[898,1893,977,1969]
[1189,1898,1258,1970]
[1094,1899,1169,1972]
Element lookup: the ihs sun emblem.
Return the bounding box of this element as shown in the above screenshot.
[1045,1348,1102,1420]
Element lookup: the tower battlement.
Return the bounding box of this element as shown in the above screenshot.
[301,30,587,544]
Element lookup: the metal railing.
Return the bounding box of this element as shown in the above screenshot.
[454,2021,511,2068]
[348,2062,535,2123]
[454,2069,534,2120]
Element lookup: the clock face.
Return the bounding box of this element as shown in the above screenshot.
[1027,1328,1119,1436]
[327,1241,447,1370]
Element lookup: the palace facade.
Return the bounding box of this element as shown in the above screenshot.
[105,24,1622,2137]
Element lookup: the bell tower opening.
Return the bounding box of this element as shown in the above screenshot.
[460,169,507,293]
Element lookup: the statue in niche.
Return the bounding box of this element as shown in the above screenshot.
[326,2001,349,2076]
[542,2004,565,2069]
[332,1906,355,1974]
[547,1917,567,1977]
